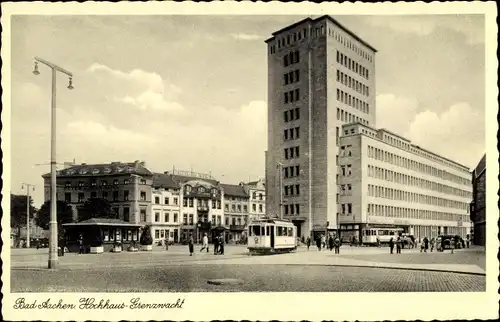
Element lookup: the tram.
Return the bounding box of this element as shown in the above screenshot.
[362,227,403,245]
[247,217,297,255]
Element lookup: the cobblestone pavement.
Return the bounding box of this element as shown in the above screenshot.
[11,264,485,292]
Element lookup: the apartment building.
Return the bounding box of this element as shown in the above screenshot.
[265,15,377,239]
[150,173,181,243]
[221,184,249,242]
[338,123,472,242]
[42,161,153,224]
[240,178,266,221]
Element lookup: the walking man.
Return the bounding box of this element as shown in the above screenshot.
[316,236,322,251]
[165,235,169,251]
[200,233,209,253]
[188,234,194,256]
[328,235,334,251]
[78,234,84,254]
[396,237,402,254]
[334,235,341,254]
[218,233,225,255]
[306,236,311,250]
[389,237,394,254]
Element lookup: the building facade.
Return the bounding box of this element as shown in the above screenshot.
[151,173,181,244]
[221,184,249,242]
[470,154,486,246]
[240,179,266,221]
[42,161,153,225]
[265,15,377,239]
[338,123,473,242]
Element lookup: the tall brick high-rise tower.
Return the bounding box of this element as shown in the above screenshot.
[265,16,377,239]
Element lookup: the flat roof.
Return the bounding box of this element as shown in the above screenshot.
[266,15,377,53]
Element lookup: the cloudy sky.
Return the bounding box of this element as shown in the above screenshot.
[10,14,485,207]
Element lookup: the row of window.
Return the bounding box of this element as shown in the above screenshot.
[340,203,353,215]
[283,165,300,178]
[340,145,352,157]
[336,89,370,114]
[336,50,370,79]
[339,184,352,194]
[224,203,248,213]
[284,127,300,141]
[337,110,370,128]
[284,69,300,85]
[102,228,139,242]
[367,204,469,223]
[64,190,147,203]
[284,184,300,196]
[330,28,373,62]
[367,165,471,199]
[337,70,369,96]
[249,225,295,237]
[284,107,300,122]
[367,145,471,186]
[284,203,301,215]
[66,178,147,188]
[284,88,300,104]
[154,229,174,240]
[339,164,353,176]
[284,146,300,160]
[251,192,265,200]
[153,212,179,223]
[283,50,300,67]
[367,184,469,211]
[153,196,179,205]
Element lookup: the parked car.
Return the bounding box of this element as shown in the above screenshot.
[437,235,463,251]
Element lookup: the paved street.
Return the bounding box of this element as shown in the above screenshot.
[10,245,486,292]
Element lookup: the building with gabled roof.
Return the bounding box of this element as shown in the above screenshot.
[240,178,266,221]
[221,183,250,242]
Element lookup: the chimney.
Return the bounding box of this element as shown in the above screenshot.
[140,161,145,167]
[134,160,140,168]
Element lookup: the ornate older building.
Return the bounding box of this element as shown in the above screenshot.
[42,161,153,224]
[240,178,266,222]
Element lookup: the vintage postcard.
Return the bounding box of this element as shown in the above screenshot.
[1,1,498,321]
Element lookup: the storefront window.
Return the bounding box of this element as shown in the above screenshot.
[116,229,121,241]
[103,229,109,242]
[155,230,160,239]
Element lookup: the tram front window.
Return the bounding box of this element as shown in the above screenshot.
[250,226,261,236]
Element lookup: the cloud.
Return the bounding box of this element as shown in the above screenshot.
[376,94,484,168]
[365,15,484,45]
[230,33,263,41]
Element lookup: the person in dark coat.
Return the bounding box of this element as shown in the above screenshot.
[306,236,311,250]
[328,235,334,251]
[188,234,194,256]
[78,234,84,254]
[424,237,429,252]
[218,234,225,255]
[334,235,341,254]
[316,236,322,251]
[396,237,402,254]
[213,234,219,255]
[389,237,394,254]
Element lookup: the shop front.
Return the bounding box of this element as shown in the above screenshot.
[62,218,142,253]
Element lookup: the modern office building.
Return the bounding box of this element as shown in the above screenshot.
[265,15,377,239]
[338,122,473,242]
[470,154,486,246]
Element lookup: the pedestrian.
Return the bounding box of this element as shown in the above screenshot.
[466,235,470,248]
[200,233,209,253]
[213,234,219,255]
[306,236,311,250]
[389,237,394,254]
[218,233,225,255]
[36,238,40,250]
[423,237,429,253]
[334,235,341,254]
[165,235,169,251]
[396,237,402,254]
[316,236,322,251]
[321,234,326,249]
[450,237,455,254]
[78,234,84,254]
[328,235,334,251]
[188,234,194,256]
[430,237,435,252]
[376,236,381,248]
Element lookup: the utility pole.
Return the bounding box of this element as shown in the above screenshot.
[21,183,35,248]
[32,56,74,269]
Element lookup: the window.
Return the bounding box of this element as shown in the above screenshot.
[173,213,178,223]
[164,197,169,205]
[123,207,130,222]
[113,179,119,185]
[173,197,178,205]
[140,208,146,222]
[189,214,194,225]
[348,203,352,214]
[91,191,97,198]
[124,179,130,185]
[189,198,193,207]
[140,191,146,201]
[65,193,71,202]
[124,190,129,201]
[259,204,263,213]
[155,196,160,204]
[154,212,160,222]
[183,214,188,225]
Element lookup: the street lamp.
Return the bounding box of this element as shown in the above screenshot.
[33,57,74,269]
[276,162,283,220]
[21,183,35,248]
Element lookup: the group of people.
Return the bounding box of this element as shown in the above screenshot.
[306,234,342,254]
[388,235,469,254]
[187,233,225,256]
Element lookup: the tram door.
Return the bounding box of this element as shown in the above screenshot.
[270,226,275,248]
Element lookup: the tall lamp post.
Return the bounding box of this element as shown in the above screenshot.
[276,162,283,220]
[33,57,74,269]
[21,183,35,248]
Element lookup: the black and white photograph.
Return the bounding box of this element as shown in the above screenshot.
[1,2,498,321]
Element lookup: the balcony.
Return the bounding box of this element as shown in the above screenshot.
[230,224,246,231]
[197,205,209,212]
